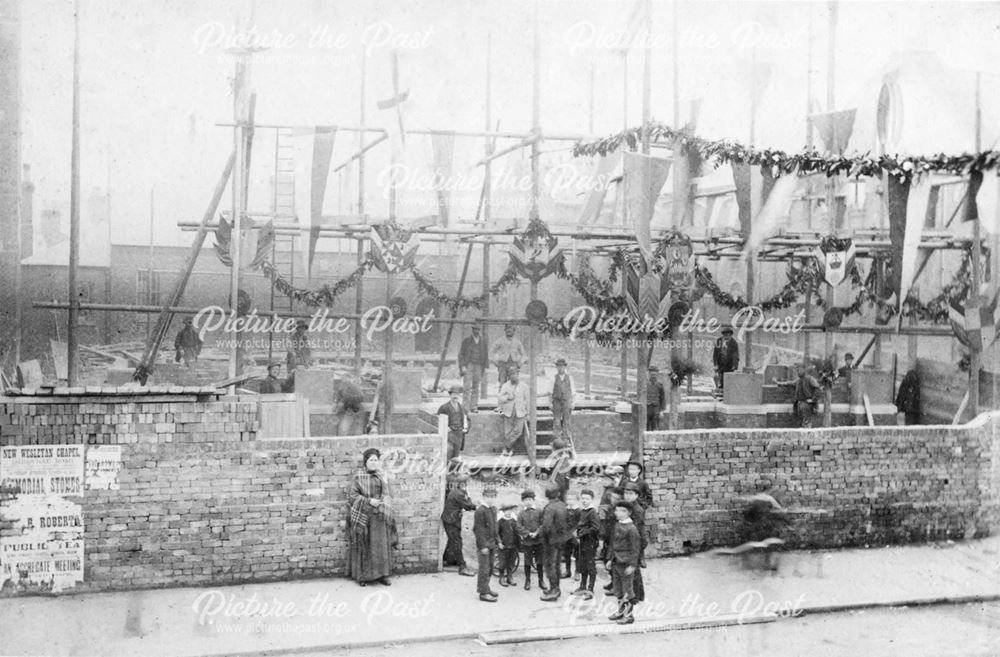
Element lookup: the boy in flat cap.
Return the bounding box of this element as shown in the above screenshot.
[550,357,575,455]
[606,501,641,625]
[622,483,649,579]
[516,490,545,591]
[713,326,740,390]
[572,488,600,598]
[438,385,471,461]
[497,502,521,587]
[539,485,570,601]
[473,486,500,602]
[623,461,653,511]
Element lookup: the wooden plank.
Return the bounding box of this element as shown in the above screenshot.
[952,390,970,425]
[862,394,875,427]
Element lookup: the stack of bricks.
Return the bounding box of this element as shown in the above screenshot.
[0,394,446,594]
[643,420,1000,556]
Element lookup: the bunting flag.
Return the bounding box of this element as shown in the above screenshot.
[577,153,622,225]
[623,152,672,265]
[370,221,419,274]
[213,217,273,270]
[885,175,910,302]
[898,175,933,311]
[949,292,1000,351]
[309,127,336,276]
[964,169,985,222]
[734,162,796,254]
[430,131,456,226]
[809,109,857,154]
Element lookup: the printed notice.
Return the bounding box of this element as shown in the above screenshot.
[0,446,85,592]
[85,445,123,491]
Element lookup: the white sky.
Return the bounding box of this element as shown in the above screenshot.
[19,0,1000,249]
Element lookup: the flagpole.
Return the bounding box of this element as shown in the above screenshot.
[970,72,982,419]
[620,48,629,397]
[481,34,493,403]
[528,0,541,475]
[803,6,814,366]
[823,0,838,366]
[744,45,756,374]
[228,53,246,390]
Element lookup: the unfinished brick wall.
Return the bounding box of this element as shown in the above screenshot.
[0,394,446,594]
[643,415,1000,555]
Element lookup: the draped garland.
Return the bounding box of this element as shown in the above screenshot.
[259,257,376,307]
[572,120,1000,182]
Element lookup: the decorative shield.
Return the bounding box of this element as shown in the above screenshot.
[389,296,408,318]
[822,307,844,330]
[655,229,695,292]
[624,258,672,324]
[370,221,420,274]
[509,221,564,283]
[949,294,1000,352]
[525,300,549,322]
[667,300,690,329]
[815,235,856,287]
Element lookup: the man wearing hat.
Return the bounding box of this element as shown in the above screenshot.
[497,364,530,456]
[473,486,501,602]
[286,320,313,373]
[458,324,490,412]
[489,323,525,385]
[441,475,477,577]
[646,367,667,431]
[713,326,740,390]
[550,358,575,453]
[438,385,471,461]
[174,317,203,368]
[260,362,286,394]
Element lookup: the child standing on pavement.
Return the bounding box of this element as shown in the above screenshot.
[621,484,647,603]
[473,487,500,603]
[563,491,581,579]
[497,502,520,587]
[572,488,600,599]
[606,501,641,625]
[516,490,544,591]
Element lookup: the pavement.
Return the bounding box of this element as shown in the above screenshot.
[1,537,998,657]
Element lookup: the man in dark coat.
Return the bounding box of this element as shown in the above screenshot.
[539,485,570,601]
[646,367,667,430]
[458,324,489,412]
[713,327,740,389]
[473,486,500,601]
[259,363,285,394]
[174,317,202,368]
[441,476,477,577]
[895,369,921,425]
[438,385,470,462]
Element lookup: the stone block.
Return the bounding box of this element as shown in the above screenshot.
[723,372,763,405]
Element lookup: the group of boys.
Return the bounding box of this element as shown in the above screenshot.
[443,460,652,625]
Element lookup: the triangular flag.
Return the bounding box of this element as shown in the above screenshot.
[577,153,622,225]
[898,175,932,311]
[809,109,857,154]
[378,50,408,155]
[886,175,910,302]
[744,168,798,255]
[430,131,456,227]
[623,152,671,265]
[251,220,275,269]
[311,127,336,225]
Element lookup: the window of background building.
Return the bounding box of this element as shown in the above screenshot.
[137,269,161,305]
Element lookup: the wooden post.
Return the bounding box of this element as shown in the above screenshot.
[634,0,652,458]
[228,56,246,388]
[970,71,983,419]
[482,240,491,401]
[745,46,757,373]
[527,0,540,474]
[384,270,393,433]
[803,10,814,364]
[481,40,493,402]
[354,48,367,378]
[823,0,838,361]
[146,189,154,342]
[67,0,81,386]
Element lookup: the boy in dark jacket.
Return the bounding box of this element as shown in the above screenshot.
[497,502,520,587]
[606,501,641,625]
[473,487,500,602]
[622,461,653,510]
[516,490,544,591]
[539,485,569,601]
[441,475,477,577]
[572,488,601,598]
[622,484,647,601]
[563,491,581,579]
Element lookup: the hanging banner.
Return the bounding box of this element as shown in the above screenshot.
[624,258,671,324]
[814,235,856,287]
[577,153,622,225]
[886,174,910,302]
[655,229,695,291]
[898,175,933,311]
[623,152,671,264]
[370,221,420,274]
[809,109,857,154]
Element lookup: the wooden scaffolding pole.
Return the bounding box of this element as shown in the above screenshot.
[634,0,652,459]
[970,71,983,419]
[354,48,367,378]
[481,34,493,403]
[527,0,541,474]
[67,0,81,386]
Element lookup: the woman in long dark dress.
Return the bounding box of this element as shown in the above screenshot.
[348,448,396,586]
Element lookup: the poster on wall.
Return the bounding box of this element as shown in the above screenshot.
[85,445,123,491]
[0,446,85,593]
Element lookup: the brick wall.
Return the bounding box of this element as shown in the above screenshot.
[0,394,445,594]
[643,413,1000,555]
